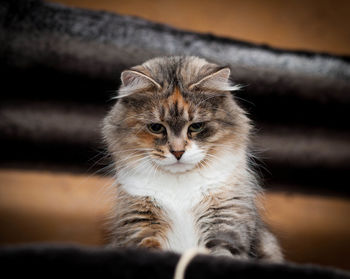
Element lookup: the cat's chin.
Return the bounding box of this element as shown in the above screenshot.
[160,162,195,174]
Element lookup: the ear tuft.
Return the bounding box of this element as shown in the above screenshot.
[116,70,161,99]
[189,67,241,92]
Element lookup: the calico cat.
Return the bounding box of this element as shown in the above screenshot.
[103,56,283,261]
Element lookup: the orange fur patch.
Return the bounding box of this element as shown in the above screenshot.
[139,237,162,249]
[167,87,190,114]
[138,130,156,145]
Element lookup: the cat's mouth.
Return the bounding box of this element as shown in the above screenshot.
[159,161,195,173]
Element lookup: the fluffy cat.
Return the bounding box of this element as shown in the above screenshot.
[103,56,283,261]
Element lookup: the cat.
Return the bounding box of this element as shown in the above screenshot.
[103,56,283,261]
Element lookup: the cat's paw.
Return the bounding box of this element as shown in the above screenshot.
[206,237,249,260]
[209,247,249,260]
[139,237,162,249]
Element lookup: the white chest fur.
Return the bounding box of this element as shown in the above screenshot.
[118,150,245,253]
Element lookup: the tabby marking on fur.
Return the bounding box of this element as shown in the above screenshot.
[103,56,283,261]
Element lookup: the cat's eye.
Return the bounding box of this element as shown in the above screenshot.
[188,122,204,133]
[147,123,165,134]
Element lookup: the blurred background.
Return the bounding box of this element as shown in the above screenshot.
[0,0,349,271]
[50,0,350,55]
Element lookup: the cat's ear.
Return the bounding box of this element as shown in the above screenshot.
[116,70,161,98]
[189,67,240,92]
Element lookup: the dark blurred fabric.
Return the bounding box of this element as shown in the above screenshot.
[1,0,350,195]
[1,245,350,279]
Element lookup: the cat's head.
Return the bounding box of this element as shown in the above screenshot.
[103,56,251,175]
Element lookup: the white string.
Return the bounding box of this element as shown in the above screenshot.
[173,248,209,279]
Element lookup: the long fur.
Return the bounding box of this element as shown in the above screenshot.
[103,56,282,261]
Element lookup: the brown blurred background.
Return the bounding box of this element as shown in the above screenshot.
[49,0,350,55]
[1,0,350,272]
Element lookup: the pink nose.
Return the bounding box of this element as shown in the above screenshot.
[171,150,185,160]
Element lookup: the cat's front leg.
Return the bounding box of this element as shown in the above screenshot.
[195,196,255,259]
[109,191,170,250]
[110,207,168,250]
[254,228,284,262]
